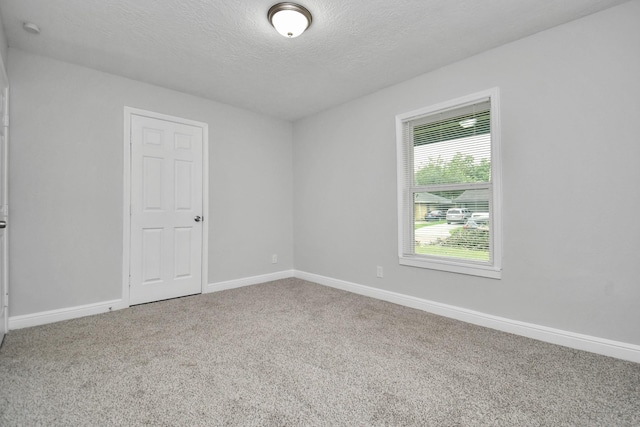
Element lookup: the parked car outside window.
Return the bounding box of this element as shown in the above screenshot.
[424,210,446,221]
[470,212,489,223]
[446,208,472,224]
[464,212,490,230]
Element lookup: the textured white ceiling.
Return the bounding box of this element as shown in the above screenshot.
[0,0,630,121]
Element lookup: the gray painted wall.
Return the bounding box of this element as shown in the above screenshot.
[8,49,293,316]
[5,1,639,348]
[293,1,640,345]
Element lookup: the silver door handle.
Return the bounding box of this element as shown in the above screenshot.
[0,221,5,229]
[194,216,202,222]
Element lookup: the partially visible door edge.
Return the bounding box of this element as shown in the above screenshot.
[0,55,9,340]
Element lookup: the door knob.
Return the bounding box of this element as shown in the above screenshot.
[0,221,6,229]
[194,216,202,222]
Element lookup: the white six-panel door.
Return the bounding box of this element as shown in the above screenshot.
[129,113,205,305]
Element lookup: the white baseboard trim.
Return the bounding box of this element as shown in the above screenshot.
[7,270,296,331]
[9,270,639,363]
[9,299,128,331]
[294,270,640,363]
[205,270,295,294]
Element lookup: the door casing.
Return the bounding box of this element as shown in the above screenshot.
[0,84,8,340]
[123,107,209,306]
[0,51,9,340]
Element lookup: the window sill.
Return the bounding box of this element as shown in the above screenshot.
[399,255,501,279]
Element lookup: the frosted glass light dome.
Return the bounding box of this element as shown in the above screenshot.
[268,3,312,38]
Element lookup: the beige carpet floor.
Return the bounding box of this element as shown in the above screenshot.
[0,278,639,426]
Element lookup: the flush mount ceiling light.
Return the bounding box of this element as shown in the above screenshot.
[268,3,312,38]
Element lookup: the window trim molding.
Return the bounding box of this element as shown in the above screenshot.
[396,88,502,279]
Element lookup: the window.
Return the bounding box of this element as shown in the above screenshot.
[396,89,502,278]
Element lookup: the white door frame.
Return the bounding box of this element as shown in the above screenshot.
[122,107,209,306]
[0,85,8,337]
[0,51,9,338]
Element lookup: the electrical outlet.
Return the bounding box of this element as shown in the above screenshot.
[376,266,383,278]
[272,254,278,264]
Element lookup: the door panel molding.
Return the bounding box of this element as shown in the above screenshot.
[123,107,208,306]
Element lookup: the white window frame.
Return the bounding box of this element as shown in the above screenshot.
[396,88,502,279]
